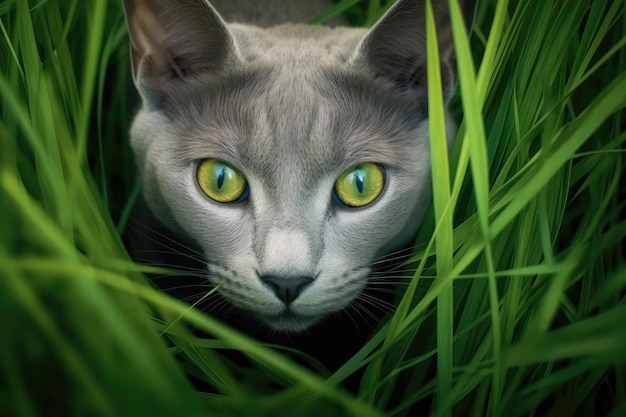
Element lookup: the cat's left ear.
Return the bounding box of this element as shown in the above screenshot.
[122,0,239,94]
[353,0,475,101]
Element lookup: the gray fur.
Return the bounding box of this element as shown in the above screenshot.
[206,0,346,26]
[123,0,458,332]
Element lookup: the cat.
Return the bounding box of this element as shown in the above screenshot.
[122,0,465,335]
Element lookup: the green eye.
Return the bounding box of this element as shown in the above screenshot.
[196,159,249,203]
[333,163,385,207]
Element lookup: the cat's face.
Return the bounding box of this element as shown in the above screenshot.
[123,0,458,332]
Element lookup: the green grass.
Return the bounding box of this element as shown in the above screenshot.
[1,0,625,416]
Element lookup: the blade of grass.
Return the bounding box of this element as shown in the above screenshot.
[449,1,502,414]
[426,1,455,415]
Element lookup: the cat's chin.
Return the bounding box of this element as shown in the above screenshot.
[257,311,324,333]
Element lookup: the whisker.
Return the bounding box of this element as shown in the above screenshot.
[369,253,416,268]
[357,291,396,312]
[124,214,205,257]
[143,245,205,266]
[367,271,437,279]
[369,276,440,286]
[124,219,207,264]
[165,283,214,295]
[369,245,416,263]
[367,274,413,280]
[365,288,408,297]
[343,304,366,332]
[203,298,235,318]
[133,249,206,263]
[148,272,212,281]
[350,299,386,324]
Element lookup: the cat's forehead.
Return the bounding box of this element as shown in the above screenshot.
[160,28,428,184]
[165,70,424,170]
[229,23,365,65]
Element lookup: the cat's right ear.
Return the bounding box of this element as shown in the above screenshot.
[122,0,239,97]
[352,0,474,102]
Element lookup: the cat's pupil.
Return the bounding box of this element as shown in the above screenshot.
[217,167,226,189]
[355,169,365,194]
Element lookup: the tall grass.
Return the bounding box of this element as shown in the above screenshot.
[1,0,625,416]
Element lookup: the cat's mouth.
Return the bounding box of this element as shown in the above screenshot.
[257,310,324,332]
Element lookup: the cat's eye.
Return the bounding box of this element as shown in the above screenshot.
[196,159,249,203]
[333,163,385,207]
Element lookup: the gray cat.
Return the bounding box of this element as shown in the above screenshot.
[122,0,461,333]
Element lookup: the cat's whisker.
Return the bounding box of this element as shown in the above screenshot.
[133,249,205,262]
[182,294,220,308]
[342,305,366,333]
[354,303,387,323]
[367,271,413,278]
[148,272,211,280]
[203,298,235,319]
[357,291,396,312]
[349,299,386,326]
[370,245,416,261]
[369,249,417,267]
[366,283,430,291]
[129,254,212,276]
[166,283,215,296]
[124,219,207,263]
[367,270,437,279]
[133,247,206,268]
[124,216,205,258]
[364,285,402,292]
[133,260,208,272]
[192,292,218,309]
[366,276,435,283]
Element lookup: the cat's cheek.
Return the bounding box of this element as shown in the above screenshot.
[326,204,404,261]
[160,169,250,255]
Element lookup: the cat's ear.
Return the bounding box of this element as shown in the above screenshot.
[353,0,473,101]
[122,0,238,90]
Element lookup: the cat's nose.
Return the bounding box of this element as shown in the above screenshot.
[260,275,314,305]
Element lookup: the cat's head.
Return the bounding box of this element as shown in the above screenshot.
[122,0,465,332]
